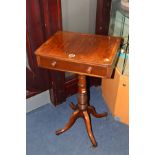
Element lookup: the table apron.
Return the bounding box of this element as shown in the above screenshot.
[37,56,113,78]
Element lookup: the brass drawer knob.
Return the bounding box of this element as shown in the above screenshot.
[51,61,57,67]
[68,53,75,58]
[122,83,126,87]
[87,66,92,74]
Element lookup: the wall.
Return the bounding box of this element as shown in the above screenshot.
[26,90,51,113]
[61,0,97,34]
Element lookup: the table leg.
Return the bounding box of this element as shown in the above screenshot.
[56,109,80,135]
[83,110,97,147]
[88,105,108,118]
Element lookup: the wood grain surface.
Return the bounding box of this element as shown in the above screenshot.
[35,31,122,78]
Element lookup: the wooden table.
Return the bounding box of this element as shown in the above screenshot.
[35,31,122,147]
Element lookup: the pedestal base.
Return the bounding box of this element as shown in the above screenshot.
[56,103,107,147]
[56,75,108,147]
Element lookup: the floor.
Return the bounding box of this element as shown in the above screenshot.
[26,86,129,155]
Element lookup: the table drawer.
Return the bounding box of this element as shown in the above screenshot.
[36,56,109,78]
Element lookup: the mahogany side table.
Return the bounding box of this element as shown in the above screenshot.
[35,31,122,147]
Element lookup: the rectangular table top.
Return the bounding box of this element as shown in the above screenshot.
[35,31,122,78]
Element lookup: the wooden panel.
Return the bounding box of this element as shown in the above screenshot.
[26,0,45,51]
[39,0,62,38]
[39,0,52,39]
[96,0,112,35]
[48,0,62,34]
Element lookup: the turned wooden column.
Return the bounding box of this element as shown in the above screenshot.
[55,74,108,147]
[78,75,88,110]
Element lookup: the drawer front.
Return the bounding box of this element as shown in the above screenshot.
[37,56,108,78]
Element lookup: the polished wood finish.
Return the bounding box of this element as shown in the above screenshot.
[55,75,108,147]
[36,31,122,78]
[35,31,122,146]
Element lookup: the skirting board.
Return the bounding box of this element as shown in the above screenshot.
[26,90,51,113]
